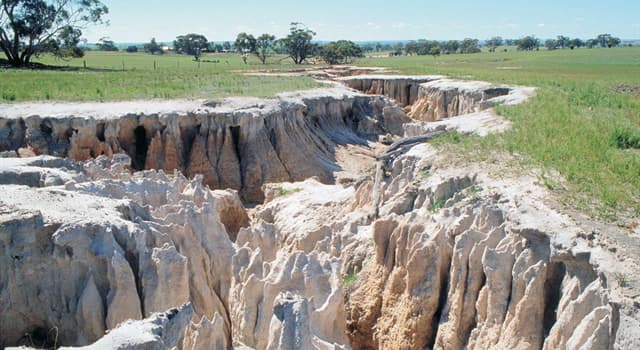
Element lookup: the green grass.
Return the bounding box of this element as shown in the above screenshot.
[0,52,322,101]
[356,47,640,218]
[344,272,359,287]
[275,186,302,197]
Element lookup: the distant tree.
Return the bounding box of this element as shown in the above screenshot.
[320,40,363,64]
[585,39,598,49]
[569,38,584,49]
[144,38,163,55]
[460,38,481,54]
[544,39,558,50]
[223,41,232,52]
[596,34,612,48]
[516,36,540,51]
[405,40,419,55]
[429,46,441,58]
[555,35,570,49]
[443,40,459,54]
[608,36,621,48]
[272,39,287,54]
[126,45,138,53]
[414,40,440,55]
[234,32,256,64]
[360,43,374,53]
[97,38,118,51]
[281,22,316,64]
[174,33,208,59]
[392,42,404,56]
[211,43,223,53]
[0,0,108,66]
[505,39,517,46]
[485,36,503,52]
[254,33,275,64]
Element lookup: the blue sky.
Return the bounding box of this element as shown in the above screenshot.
[84,0,640,42]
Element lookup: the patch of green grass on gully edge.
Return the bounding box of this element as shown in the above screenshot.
[356,47,640,219]
[0,52,323,102]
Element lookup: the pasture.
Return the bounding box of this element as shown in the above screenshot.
[0,52,321,101]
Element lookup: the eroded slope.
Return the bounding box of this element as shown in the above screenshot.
[0,75,637,350]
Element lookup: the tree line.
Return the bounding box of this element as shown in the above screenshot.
[124,23,362,65]
[0,0,631,67]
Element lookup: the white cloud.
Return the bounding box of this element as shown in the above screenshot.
[538,23,545,27]
[392,22,408,29]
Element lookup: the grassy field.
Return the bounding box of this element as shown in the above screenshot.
[0,52,322,101]
[356,47,640,218]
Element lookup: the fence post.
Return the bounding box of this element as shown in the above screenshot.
[83,60,86,69]
[122,61,125,71]
[154,60,157,70]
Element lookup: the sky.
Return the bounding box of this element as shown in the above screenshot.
[83,0,640,43]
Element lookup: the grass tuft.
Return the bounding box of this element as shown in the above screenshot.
[344,272,358,287]
[275,186,302,197]
[611,127,640,150]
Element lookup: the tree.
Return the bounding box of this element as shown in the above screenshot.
[429,46,441,58]
[443,40,459,54]
[544,39,558,50]
[586,39,598,49]
[485,36,503,52]
[608,36,621,48]
[97,37,117,51]
[174,33,208,59]
[405,40,419,55]
[391,42,404,56]
[596,34,611,48]
[516,36,540,51]
[0,0,108,66]
[222,41,231,52]
[414,40,439,55]
[211,43,223,53]
[569,38,584,49]
[556,35,570,49]
[460,38,481,54]
[254,33,274,64]
[281,22,316,64]
[320,40,363,64]
[125,45,138,53]
[144,38,163,55]
[234,32,255,64]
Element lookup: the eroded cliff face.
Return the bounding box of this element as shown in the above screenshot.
[0,78,637,350]
[0,89,410,203]
[0,156,238,348]
[342,144,619,350]
[340,75,534,122]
